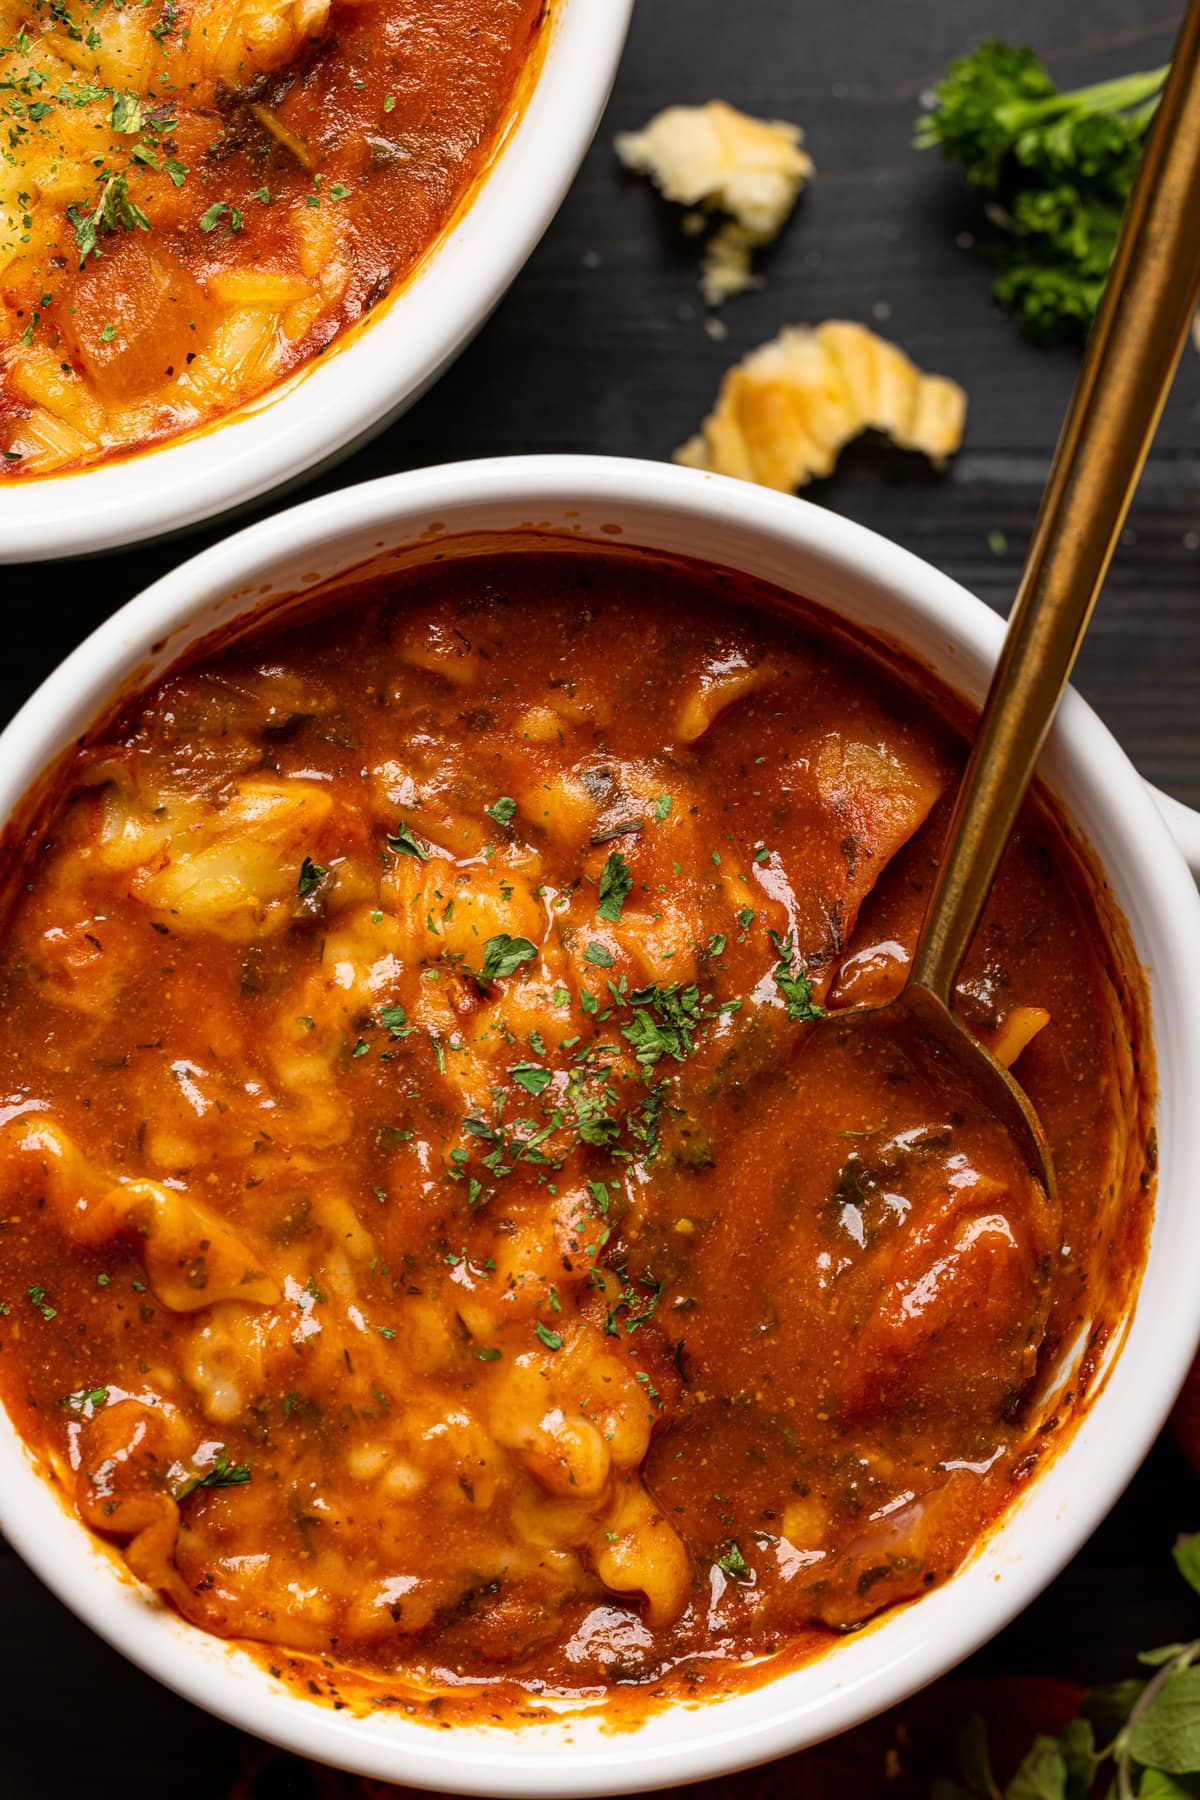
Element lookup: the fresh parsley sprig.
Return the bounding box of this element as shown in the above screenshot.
[916,39,1167,341]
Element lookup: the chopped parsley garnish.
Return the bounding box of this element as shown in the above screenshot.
[67,172,150,268]
[584,941,615,968]
[377,1125,414,1151]
[511,1062,551,1096]
[176,1450,251,1500]
[621,982,709,1071]
[198,201,228,233]
[486,795,516,827]
[587,1178,611,1215]
[379,1003,414,1039]
[61,1385,108,1415]
[654,794,673,821]
[479,934,537,980]
[534,1320,563,1351]
[109,90,142,133]
[297,855,327,897]
[387,821,430,861]
[716,1540,750,1580]
[597,850,633,923]
[474,1346,502,1361]
[770,931,824,1022]
[26,1284,56,1321]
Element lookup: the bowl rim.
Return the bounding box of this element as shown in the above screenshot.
[0,0,633,565]
[2,455,1199,1795]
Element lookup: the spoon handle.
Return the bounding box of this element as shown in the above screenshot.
[909,0,1200,1004]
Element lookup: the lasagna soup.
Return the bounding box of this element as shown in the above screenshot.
[0,548,1152,1714]
[0,0,544,473]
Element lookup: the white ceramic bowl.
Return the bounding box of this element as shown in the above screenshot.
[0,6,632,565]
[2,456,1198,1795]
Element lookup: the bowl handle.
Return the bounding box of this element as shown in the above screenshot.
[1150,783,1200,880]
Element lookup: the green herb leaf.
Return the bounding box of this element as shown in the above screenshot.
[716,1541,749,1580]
[379,1003,414,1039]
[1143,1646,1196,1669]
[654,794,672,821]
[1137,1770,1197,1798]
[61,1385,108,1416]
[915,42,1167,343]
[511,1062,551,1096]
[297,855,327,897]
[387,821,430,861]
[486,795,516,827]
[1081,1680,1147,1745]
[958,1714,1000,1799]
[26,1284,56,1321]
[597,850,633,923]
[1129,1667,1200,1775]
[480,934,538,980]
[176,1449,251,1500]
[584,941,615,968]
[109,90,143,132]
[587,1178,610,1215]
[534,1320,563,1351]
[1057,1718,1096,1800]
[1174,1534,1200,1597]
[1004,1737,1068,1800]
[770,931,824,1023]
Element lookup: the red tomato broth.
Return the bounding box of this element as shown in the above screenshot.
[0,0,546,475]
[0,546,1153,1720]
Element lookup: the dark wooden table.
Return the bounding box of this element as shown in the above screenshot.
[4,0,1199,1793]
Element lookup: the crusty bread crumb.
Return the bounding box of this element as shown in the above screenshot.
[676,321,967,490]
[616,100,813,304]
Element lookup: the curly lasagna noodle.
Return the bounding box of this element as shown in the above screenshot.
[0,0,544,473]
[0,549,1152,1712]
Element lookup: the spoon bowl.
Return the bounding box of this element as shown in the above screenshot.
[821,0,1200,1203]
[828,984,1057,1198]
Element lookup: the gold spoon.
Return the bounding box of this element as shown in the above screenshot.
[830,0,1200,1196]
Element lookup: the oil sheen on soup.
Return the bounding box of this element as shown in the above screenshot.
[0,0,544,474]
[0,549,1152,1714]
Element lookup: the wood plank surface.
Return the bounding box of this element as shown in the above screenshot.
[2,0,1198,1792]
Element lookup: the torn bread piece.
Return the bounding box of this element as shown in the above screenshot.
[615,100,813,305]
[676,320,967,491]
